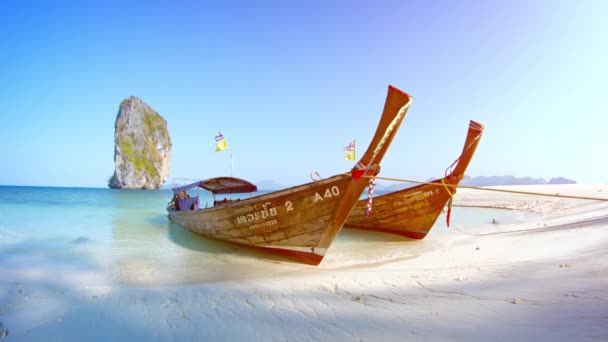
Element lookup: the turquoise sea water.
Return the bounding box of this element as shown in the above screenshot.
[0,186,172,253]
[0,186,541,285]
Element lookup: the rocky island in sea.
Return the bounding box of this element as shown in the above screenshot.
[108,96,172,189]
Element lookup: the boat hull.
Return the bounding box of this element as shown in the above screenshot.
[169,174,362,265]
[346,178,458,239]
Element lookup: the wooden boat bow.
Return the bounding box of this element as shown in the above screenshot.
[346,120,484,239]
[167,86,412,265]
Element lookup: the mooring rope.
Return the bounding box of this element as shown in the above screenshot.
[363,175,608,202]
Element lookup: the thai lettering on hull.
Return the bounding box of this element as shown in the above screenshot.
[235,186,341,229]
[236,202,277,225]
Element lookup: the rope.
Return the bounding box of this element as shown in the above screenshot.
[354,99,412,175]
[310,171,323,181]
[363,175,608,202]
[365,177,375,216]
[444,134,481,177]
[440,178,455,198]
[437,130,482,201]
[369,100,411,164]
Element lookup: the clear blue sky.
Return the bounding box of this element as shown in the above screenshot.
[1,0,607,188]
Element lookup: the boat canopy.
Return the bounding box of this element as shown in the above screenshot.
[173,177,257,195]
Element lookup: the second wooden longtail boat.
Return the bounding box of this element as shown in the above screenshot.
[345,120,484,239]
[167,85,413,265]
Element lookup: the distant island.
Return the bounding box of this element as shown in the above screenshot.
[254,175,577,192]
[374,175,577,193]
[459,175,576,187]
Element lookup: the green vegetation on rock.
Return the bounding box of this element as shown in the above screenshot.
[109,96,171,189]
[117,136,158,175]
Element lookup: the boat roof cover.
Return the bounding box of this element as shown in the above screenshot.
[173,177,257,195]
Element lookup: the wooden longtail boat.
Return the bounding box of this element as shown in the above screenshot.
[345,120,484,239]
[167,85,413,265]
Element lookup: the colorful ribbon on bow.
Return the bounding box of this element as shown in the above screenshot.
[365,177,375,216]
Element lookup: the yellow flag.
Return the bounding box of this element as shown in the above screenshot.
[215,132,229,152]
[344,140,356,160]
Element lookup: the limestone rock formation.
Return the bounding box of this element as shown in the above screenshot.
[108,96,172,189]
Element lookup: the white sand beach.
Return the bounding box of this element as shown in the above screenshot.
[1,184,607,341]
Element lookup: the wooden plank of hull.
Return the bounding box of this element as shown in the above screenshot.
[346,120,484,239]
[346,179,457,239]
[168,85,413,265]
